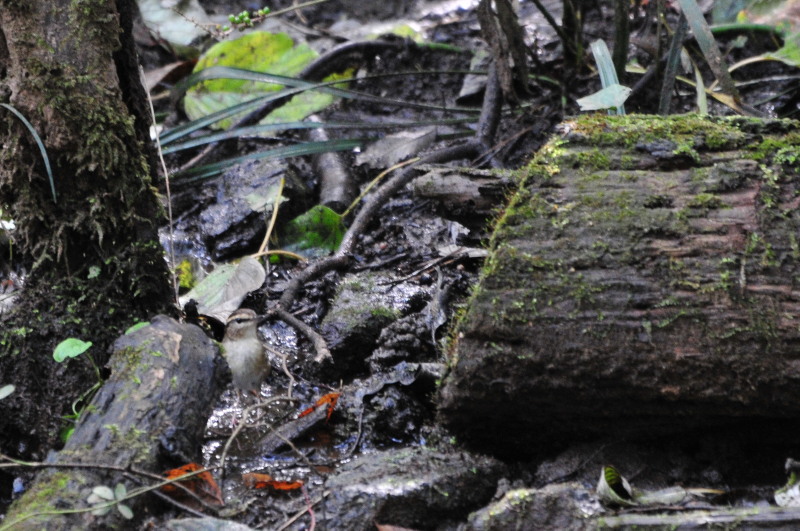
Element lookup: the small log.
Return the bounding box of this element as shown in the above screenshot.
[4,316,222,529]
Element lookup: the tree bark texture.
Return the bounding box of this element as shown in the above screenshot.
[0,0,165,275]
[3,316,222,529]
[438,114,800,458]
[0,1,171,455]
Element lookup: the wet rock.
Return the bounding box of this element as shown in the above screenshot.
[438,115,800,458]
[195,159,307,260]
[321,446,505,530]
[368,312,433,372]
[320,272,426,377]
[411,167,512,229]
[463,483,602,531]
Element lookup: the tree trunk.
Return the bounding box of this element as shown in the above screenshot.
[0,1,171,457]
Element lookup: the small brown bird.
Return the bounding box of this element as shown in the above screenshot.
[221,308,269,396]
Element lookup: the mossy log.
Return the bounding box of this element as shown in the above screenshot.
[4,317,222,530]
[438,114,800,458]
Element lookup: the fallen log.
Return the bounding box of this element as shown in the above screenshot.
[438,114,800,457]
[3,316,222,529]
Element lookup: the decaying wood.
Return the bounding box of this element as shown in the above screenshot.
[439,114,800,457]
[4,316,222,529]
[598,505,800,528]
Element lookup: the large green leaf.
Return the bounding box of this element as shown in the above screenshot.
[765,32,800,67]
[179,256,266,323]
[184,32,317,129]
[263,68,354,125]
[282,205,345,258]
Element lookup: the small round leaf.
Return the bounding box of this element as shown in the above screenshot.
[124,322,149,335]
[117,503,134,519]
[53,338,92,363]
[0,384,14,400]
[92,485,115,501]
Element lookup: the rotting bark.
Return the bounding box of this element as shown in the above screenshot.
[597,505,800,528]
[0,1,171,455]
[3,317,222,530]
[438,114,800,458]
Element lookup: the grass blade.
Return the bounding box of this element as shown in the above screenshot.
[1,103,57,203]
[173,138,364,181]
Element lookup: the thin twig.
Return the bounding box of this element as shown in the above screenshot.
[275,491,329,531]
[272,307,331,362]
[257,177,285,257]
[270,64,504,362]
[142,66,180,306]
[218,396,298,483]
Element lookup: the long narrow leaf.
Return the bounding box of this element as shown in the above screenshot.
[659,15,689,115]
[173,138,364,181]
[677,0,737,96]
[589,40,626,115]
[162,117,475,154]
[1,103,57,203]
[159,93,288,144]
[692,58,708,115]
[163,69,484,146]
[176,66,480,116]
[676,0,762,116]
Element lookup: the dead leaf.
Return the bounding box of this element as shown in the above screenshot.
[161,463,223,507]
[298,392,340,423]
[243,472,303,491]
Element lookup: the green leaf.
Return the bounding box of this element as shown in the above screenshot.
[59,426,75,444]
[262,68,354,126]
[184,32,317,129]
[124,322,150,335]
[114,483,127,500]
[53,338,93,363]
[117,503,134,519]
[92,485,115,501]
[0,384,14,400]
[282,205,345,258]
[764,32,800,67]
[179,256,266,323]
[576,84,632,111]
[596,466,637,507]
[588,40,627,114]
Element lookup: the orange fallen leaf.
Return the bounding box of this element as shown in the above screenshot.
[242,472,273,488]
[243,472,303,491]
[269,480,304,490]
[161,463,223,507]
[298,392,340,423]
